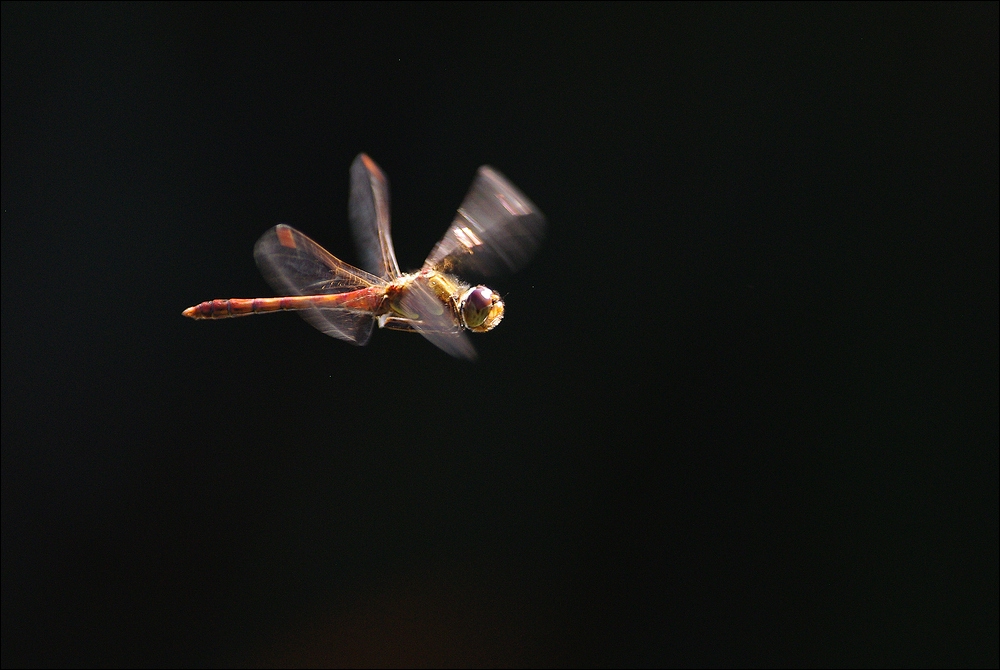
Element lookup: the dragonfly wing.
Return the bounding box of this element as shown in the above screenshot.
[349,154,401,280]
[396,281,477,360]
[254,224,385,344]
[423,166,546,278]
[299,309,375,346]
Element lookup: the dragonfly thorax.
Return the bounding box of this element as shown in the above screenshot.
[386,271,504,334]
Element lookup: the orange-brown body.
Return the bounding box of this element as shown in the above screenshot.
[182,288,385,320]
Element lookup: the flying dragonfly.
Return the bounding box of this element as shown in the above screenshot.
[183,154,546,359]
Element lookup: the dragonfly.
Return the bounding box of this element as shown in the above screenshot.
[183,154,546,359]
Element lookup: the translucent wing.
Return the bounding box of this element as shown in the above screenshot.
[423,166,546,278]
[395,281,477,360]
[254,224,386,344]
[349,153,401,280]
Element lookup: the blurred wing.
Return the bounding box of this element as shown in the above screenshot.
[349,153,401,280]
[396,282,477,360]
[254,224,385,344]
[423,166,546,278]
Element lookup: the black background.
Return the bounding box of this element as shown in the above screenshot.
[2,3,997,667]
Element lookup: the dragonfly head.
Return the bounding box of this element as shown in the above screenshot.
[458,286,504,332]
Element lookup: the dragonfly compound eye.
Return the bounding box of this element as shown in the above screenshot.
[460,286,504,332]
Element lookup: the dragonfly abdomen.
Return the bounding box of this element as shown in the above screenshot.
[183,291,384,320]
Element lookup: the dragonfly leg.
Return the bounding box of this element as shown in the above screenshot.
[377,314,420,332]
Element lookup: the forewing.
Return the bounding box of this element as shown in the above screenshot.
[423,166,546,278]
[254,224,385,344]
[349,154,401,280]
[396,282,477,360]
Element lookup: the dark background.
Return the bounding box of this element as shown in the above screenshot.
[2,2,997,667]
